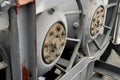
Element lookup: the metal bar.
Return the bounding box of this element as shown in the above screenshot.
[55,64,67,73]
[66,38,80,42]
[93,39,101,50]
[105,3,117,9]
[109,3,119,37]
[114,5,120,43]
[86,44,91,56]
[94,60,120,79]
[66,39,81,71]
[103,25,111,30]
[60,58,90,80]
[65,10,82,15]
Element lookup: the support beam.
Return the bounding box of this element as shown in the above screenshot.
[94,60,120,80]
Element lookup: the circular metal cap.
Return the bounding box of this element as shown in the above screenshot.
[42,23,66,64]
[90,7,105,37]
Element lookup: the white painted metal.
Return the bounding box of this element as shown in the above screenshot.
[36,0,70,14]
[37,8,67,76]
[0,0,119,80]
[81,0,118,57]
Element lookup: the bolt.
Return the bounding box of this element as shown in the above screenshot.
[96,30,99,33]
[93,18,96,22]
[102,15,104,17]
[101,9,104,12]
[61,41,65,46]
[48,8,55,15]
[92,32,96,36]
[73,22,79,29]
[97,20,100,25]
[56,26,61,31]
[97,11,99,14]
[56,34,59,38]
[44,43,49,48]
[100,24,102,26]
[50,31,54,36]
[62,31,66,36]
[56,52,60,57]
[91,27,94,30]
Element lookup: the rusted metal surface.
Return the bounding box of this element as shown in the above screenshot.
[10,1,37,79]
[16,0,33,7]
[22,64,29,80]
[14,0,34,14]
[22,65,33,80]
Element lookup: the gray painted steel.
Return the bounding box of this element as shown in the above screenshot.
[0,0,119,80]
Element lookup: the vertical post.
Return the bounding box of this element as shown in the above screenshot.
[10,0,37,80]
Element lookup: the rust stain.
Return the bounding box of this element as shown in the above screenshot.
[14,0,34,14]
[22,64,29,80]
[22,64,33,80]
[13,6,19,14]
[16,0,33,7]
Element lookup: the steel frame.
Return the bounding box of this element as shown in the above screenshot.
[0,0,120,80]
[60,1,120,80]
[10,1,36,80]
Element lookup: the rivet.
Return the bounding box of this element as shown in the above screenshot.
[101,9,103,12]
[62,31,66,36]
[91,27,94,30]
[61,42,65,46]
[93,18,96,22]
[44,43,49,47]
[56,26,61,31]
[50,31,54,36]
[73,22,79,29]
[48,8,55,15]
[102,15,104,17]
[56,52,60,57]
[96,30,99,33]
[97,11,99,14]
